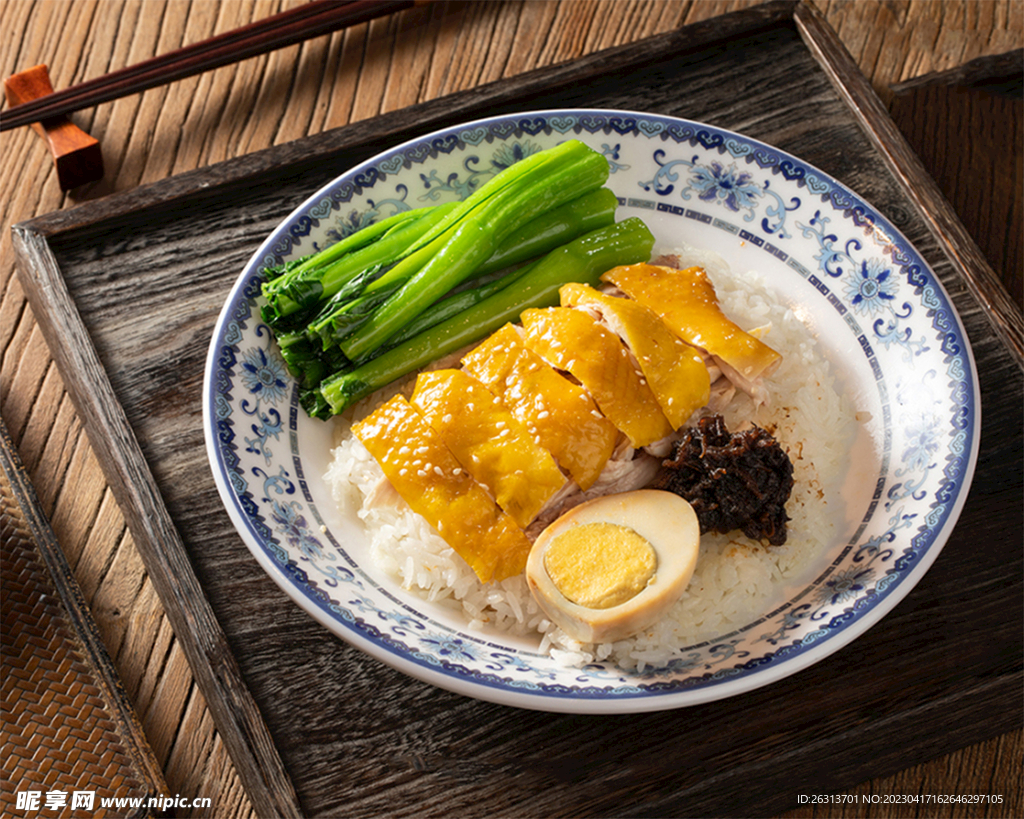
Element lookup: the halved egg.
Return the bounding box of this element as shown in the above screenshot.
[525,490,700,644]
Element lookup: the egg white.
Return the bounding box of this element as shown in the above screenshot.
[525,489,700,643]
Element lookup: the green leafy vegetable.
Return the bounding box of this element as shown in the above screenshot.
[338,139,610,361]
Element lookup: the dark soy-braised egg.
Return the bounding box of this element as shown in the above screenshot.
[525,490,700,643]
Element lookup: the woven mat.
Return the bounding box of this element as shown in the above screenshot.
[1,419,166,819]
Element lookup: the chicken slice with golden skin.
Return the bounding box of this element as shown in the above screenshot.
[351,395,531,583]
[601,263,782,400]
[461,324,616,491]
[411,368,567,529]
[559,282,711,429]
[520,307,673,448]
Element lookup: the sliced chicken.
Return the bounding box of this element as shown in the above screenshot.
[460,323,616,491]
[559,281,711,428]
[351,395,531,582]
[601,263,781,403]
[410,368,567,529]
[525,446,661,540]
[520,306,674,448]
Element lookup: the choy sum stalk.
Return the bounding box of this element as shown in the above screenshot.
[337,139,610,362]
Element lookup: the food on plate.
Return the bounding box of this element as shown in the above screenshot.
[520,305,674,448]
[322,211,855,671]
[327,239,854,670]
[460,324,618,491]
[603,262,782,403]
[525,490,700,643]
[651,414,794,546]
[351,394,531,582]
[410,369,567,529]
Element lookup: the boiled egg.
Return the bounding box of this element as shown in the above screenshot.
[525,490,700,644]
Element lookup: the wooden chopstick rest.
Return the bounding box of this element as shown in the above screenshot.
[5,64,104,191]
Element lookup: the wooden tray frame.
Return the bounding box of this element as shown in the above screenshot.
[2,417,169,819]
[11,2,1022,816]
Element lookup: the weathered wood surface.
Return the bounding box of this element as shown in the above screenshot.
[1,415,168,818]
[2,2,1021,818]
[890,48,1023,310]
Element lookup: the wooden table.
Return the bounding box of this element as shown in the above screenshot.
[2,2,1021,817]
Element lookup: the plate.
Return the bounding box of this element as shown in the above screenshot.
[203,109,979,713]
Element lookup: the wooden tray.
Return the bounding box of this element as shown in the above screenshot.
[12,2,1023,816]
[2,417,168,819]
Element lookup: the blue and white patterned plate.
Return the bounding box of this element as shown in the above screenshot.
[203,110,978,713]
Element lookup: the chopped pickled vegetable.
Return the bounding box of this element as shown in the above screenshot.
[351,395,531,582]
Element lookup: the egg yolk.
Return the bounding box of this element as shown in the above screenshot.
[542,522,657,609]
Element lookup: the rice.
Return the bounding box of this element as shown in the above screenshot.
[324,243,856,671]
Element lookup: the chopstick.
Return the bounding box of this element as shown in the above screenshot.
[1,0,419,132]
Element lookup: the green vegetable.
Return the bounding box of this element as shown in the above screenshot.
[469,186,619,280]
[306,186,618,353]
[275,330,349,390]
[351,259,538,365]
[262,253,315,285]
[318,216,655,416]
[306,280,403,350]
[338,139,610,362]
[261,202,458,330]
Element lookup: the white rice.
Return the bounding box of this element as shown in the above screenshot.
[324,243,856,671]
